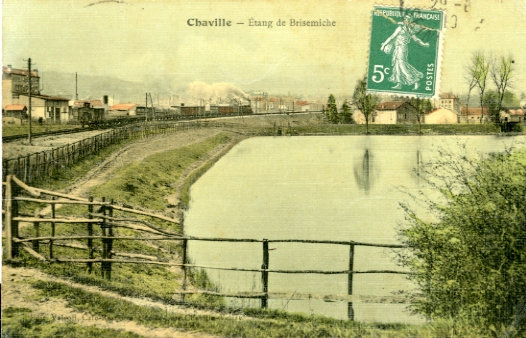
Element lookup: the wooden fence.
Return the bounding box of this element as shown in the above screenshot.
[3,175,411,320]
[2,120,227,185]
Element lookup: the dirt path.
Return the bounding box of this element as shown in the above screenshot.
[63,128,225,199]
[2,265,220,338]
[3,128,252,337]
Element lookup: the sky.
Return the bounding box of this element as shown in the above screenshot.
[2,0,526,98]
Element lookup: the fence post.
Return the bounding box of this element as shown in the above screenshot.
[4,178,11,255]
[101,197,109,279]
[261,239,269,308]
[181,238,188,302]
[3,160,9,181]
[49,197,56,259]
[25,154,30,182]
[32,215,41,253]
[87,196,94,273]
[348,244,355,320]
[107,199,114,280]
[17,156,21,178]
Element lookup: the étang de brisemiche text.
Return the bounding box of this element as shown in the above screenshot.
[186,18,336,28]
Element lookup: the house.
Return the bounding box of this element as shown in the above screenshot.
[372,101,405,124]
[396,102,421,124]
[295,101,310,112]
[3,104,28,121]
[500,108,525,124]
[109,103,137,116]
[435,93,461,114]
[9,93,70,123]
[460,107,490,123]
[2,65,41,107]
[425,108,459,124]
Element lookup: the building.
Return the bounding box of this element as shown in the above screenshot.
[295,101,310,112]
[109,103,137,116]
[2,104,28,124]
[435,93,461,113]
[500,108,525,124]
[425,108,459,124]
[2,65,41,109]
[8,94,70,123]
[460,107,490,123]
[372,101,405,124]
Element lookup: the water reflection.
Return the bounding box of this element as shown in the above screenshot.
[354,149,376,193]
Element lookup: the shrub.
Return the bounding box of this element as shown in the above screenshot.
[399,148,526,333]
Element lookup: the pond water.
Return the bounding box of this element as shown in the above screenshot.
[183,135,525,324]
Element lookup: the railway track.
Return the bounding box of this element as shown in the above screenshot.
[3,111,319,143]
[2,127,91,143]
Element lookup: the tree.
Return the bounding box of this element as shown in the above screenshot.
[484,90,520,122]
[407,97,432,133]
[466,51,490,123]
[325,94,338,123]
[339,100,353,124]
[399,148,526,332]
[491,55,515,122]
[352,76,378,134]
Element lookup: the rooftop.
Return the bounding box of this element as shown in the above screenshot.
[4,104,27,111]
[3,66,39,78]
[375,101,406,110]
[110,103,137,111]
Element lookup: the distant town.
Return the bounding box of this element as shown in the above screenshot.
[2,64,525,129]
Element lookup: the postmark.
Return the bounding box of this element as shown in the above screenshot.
[367,6,445,97]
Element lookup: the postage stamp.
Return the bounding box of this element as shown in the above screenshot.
[367,6,445,97]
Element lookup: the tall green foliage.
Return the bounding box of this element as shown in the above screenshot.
[399,148,526,333]
[339,100,353,124]
[352,76,378,134]
[325,94,339,123]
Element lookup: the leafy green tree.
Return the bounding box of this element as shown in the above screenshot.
[339,100,353,124]
[352,76,378,133]
[399,148,526,332]
[325,94,339,123]
[484,90,520,122]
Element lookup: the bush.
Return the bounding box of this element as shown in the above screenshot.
[399,148,526,333]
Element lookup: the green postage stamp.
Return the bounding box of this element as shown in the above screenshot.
[367,6,445,97]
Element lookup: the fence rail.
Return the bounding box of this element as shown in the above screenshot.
[3,175,411,320]
[2,120,226,185]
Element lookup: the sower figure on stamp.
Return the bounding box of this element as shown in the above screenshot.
[380,14,429,90]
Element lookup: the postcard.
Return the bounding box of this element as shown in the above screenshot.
[2,0,526,336]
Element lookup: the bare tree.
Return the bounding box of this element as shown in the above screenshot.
[407,97,433,134]
[352,76,378,134]
[466,51,490,123]
[464,72,477,111]
[491,55,514,122]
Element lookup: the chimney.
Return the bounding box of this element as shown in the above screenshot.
[33,69,38,76]
[7,65,12,72]
[181,103,185,106]
[103,95,109,105]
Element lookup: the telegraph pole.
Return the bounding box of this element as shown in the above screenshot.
[76,72,78,100]
[28,58,32,144]
[145,93,148,122]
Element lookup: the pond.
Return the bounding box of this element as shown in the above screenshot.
[183,135,525,323]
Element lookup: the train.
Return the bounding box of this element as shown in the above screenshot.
[71,102,253,128]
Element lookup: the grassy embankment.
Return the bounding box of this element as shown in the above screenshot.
[12,132,237,308]
[2,279,492,338]
[209,113,506,135]
[2,123,82,137]
[2,307,142,338]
